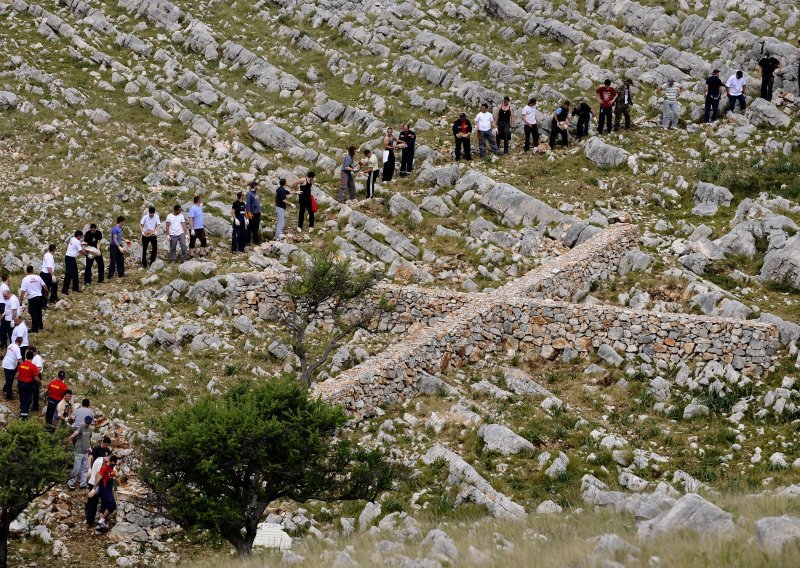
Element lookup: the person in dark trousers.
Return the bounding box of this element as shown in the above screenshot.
[29,346,43,413]
[140,207,159,268]
[548,101,571,148]
[398,123,416,176]
[614,79,634,131]
[382,127,398,182]
[94,455,119,532]
[19,265,47,333]
[16,351,39,420]
[294,172,316,232]
[83,224,104,284]
[62,230,85,295]
[45,371,69,428]
[494,96,514,154]
[703,69,725,123]
[86,436,112,527]
[188,195,207,259]
[107,217,126,279]
[595,79,617,135]
[2,336,22,400]
[573,100,593,140]
[245,180,262,245]
[39,245,57,308]
[452,113,472,160]
[362,149,379,199]
[726,70,747,113]
[338,146,358,203]
[521,98,539,151]
[231,191,247,253]
[274,179,293,241]
[758,51,782,101]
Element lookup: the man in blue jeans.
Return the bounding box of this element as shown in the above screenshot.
[475,103,499,158]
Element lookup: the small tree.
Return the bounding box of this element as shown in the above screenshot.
[283,248,389,388]
[0,420,72,568]
[141,379,398,557]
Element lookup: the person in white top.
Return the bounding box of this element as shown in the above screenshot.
[165,205,189,263]
[474,103,499,158]
[39,244,57,308]
[521,97,539,152]
[2,336,22,400]
[62,230,86,295]
[726,70,747,114]
[0,274,9,348]
[11,316,29,360]
[2,289,20,350]
[30,346,44,413]
[140,206,161,268]
[19,265,48,333]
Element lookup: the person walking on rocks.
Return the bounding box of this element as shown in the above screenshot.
[94,455,120,532]
[45,370,68,428]
[494,97,514,154]
[338,146,358,203]
[62,230,85,295]
[86,436,112,527]
[452,112,472,160]
[573,100,593,140]
[83,224,104,285]
[16,350,39,420]
[595,79,617,135]
[0,275,8,348]
[294,172,316,232]
[140,207,160,268]
[71,397,94,429]
[2,336,22,401]
[548,101,571,148]
[398,123,416,177]
[166,205,189,263]
[703,69,725,124]
[726,71,747,114]
[475,103,499,158]
[382,127,399,182]
[1,287,18,350]
[68,415,93,490]
[12,316,29,361]
[108,217,127,279]
[19,265,47,333]
[231,191,247,253]
[188,195,207,259]
[614,79,634,131]
[657,79,683,129]
[363,149,379,199]
[30,346,44,414]
[55,388,74,429]
[274,179,293,241]
[758,51,782,102]
[40,245,57,308]
[246,180,262,245]
[521,98,539,152]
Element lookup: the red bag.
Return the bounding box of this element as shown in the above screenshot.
[310,195,319,213]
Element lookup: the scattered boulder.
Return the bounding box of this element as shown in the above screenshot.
[583,136,630,167]
[477,424,535,455]
[746,98,791,128]
[637,494,734,541]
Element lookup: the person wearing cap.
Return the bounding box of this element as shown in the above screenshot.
[16,351,40,420]
[68,414,94,490]
[758,51,782,102]
[95,455,120,532]
[726,70,747,114]
[231,191,247,253]
[19,265,47,334]
[703,70,725,124]
[140,207,160,268]
[2,336,22,400]
[166,204,189,264]
[614,79,634,131]
[452,112,472,161]
[45,370,68,426]
[86,436,113,527]
[83,224,104,284]
[246,180,262,245]
[71,397,94,429]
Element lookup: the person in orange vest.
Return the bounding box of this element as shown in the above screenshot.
[17,351,40,420]
[45,369,69,427]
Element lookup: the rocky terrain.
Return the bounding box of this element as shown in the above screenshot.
[3,0,800,566]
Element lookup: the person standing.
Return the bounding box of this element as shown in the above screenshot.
[62,230,85,295]
[398,123,416,176]
[758,51,782,102]
[2,336,22,400]
[188,196,207,259]
[45,370,69,428]
[614,79,634,131]
[294,172,316,232]
[86,437,113,527]
[39,245,57,308]
[83,225,104,285]
[71,398,94,430]
[0,274,8,342]
[726,70,747,113]
[595,79,617,135]
[475,103,499,158]
[657,79,684,129]
[548,101,571,148]
[140,207,160,268]
[494,97,514,154]
[452,112,472,160]
[245,181,262,245]
[521,98,539,152]
[68,415,93,490]
[30,346,44,414]
[16,351,39,420]
[338,146,358,203]
[1,288,18,350]
[573,100,593,140]
[362,149,379,199]
[231,192,247,253]
[95,455,120,532]
[55,389,74,429]
[274,179,293,241]
[382,127,398,182]
[703,69,725,123]
[108,217,126,279]
[11,316,29,361]
[166,205,189,263]
[19,265,47,333]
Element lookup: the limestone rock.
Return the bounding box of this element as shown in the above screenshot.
[755,516,800,553]
[584,136,630,167]
[746,98,791,128]
[477,424,535,455]
[637,494,734,541]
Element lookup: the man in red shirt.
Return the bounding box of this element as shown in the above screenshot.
[95,455,119,532]
[17,351,40,420]
[595,79,618,135]
[45,369,68,427]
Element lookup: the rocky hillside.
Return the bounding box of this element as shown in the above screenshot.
[3,0,800,566]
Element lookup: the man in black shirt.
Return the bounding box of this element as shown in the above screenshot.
[452,113,472,161]
[703,70,725,123]
[398,123,416,177]
[758,51,782,101]
[573,100,593,140]
[83,224,104,285]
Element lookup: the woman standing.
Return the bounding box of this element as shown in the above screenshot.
[231,191,247,253]
[495,96,514,154]
[398,123,416,177]
[382,127,398,183]
[294,172,316,232]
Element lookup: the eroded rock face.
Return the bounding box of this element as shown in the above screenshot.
[637,494,735,541]
[584,136,630,168]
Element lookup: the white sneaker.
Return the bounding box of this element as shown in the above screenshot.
[297,227,302,233]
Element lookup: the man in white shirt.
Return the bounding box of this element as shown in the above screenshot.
[521,97,539,152]
[62,230,86,295]
[140,206,161,268]
[39,244,58,308]
[2,336,22,400]
[1,289,20,350]
[11,316,29,361]
[0,275,9,348]
[19,265,48,333]
[166,205,189,263]
[474,103,499,158]
[726,70,747,114]
[30,346,44,413]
